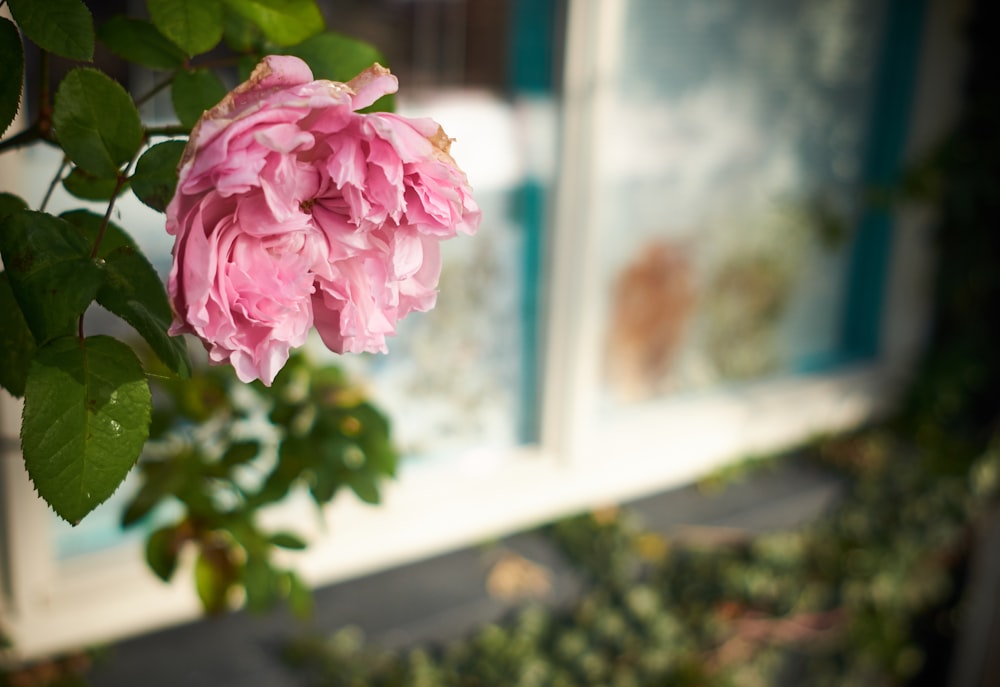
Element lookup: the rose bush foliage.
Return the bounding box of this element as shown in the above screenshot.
[168,56,479,385]
[0,0,476,613]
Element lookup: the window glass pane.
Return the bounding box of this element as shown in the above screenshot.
[337,168,530,465]
[598,0,888,404]
[314,0,555,464]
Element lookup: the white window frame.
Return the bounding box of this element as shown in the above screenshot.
[0,0,965,660]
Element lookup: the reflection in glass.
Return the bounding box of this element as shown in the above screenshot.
[600,0,888,403]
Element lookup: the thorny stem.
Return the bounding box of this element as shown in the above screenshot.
[90,170,131,260]
[0,124,42,153]
[40,158,69,212]
[38,51,51,138]
[78,163,132,341]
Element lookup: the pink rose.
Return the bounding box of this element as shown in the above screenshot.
[166,55,480,385]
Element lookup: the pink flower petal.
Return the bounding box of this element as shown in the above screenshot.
[167,56,479,384]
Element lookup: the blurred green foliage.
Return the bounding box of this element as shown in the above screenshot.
[128,352,397,616]
[282,425,999,686]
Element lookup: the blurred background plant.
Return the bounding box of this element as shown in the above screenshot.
[280,426,999,687]
[130,352,397,616]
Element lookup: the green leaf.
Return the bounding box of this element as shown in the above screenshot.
[147,0,224,57]
[195,549,234,614]
[250,458,297,507]
[308,465,342,505]
[103,251,189,376]
[0,192,28,220]
[0,210,102,343]
[269,532,307,550]
[146,525,182,581]
[0,18,24,137]
[62,167,127,202]
[285,571,313,619]
[99,245,192,378]
[131,140,185,212]
[53,68,143,178]
[59,208,191,377]
[121,475,169,527]
[242,555,277,612]
[60,209,137,255]
[7,0,94,61]
[348,470,381,505]
[284,31,386,82]
[58,211,187,377]
[285,32,394,112]
[0,273,36,397]
[22,336,151,524]
[171,68,228,130]
[155,369,229,423]
[97,16,187,70]
[222,0,324,47]
[221,440,259,467]
[223,12,263,54]
[350,403,397,476]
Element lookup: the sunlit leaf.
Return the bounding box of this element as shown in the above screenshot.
[222,0,324,47]
[195,549,234,614]
[285,32,394,112]
[22,336,151,524]
[147,0,224,57]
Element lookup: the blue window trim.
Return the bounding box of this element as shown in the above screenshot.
[508,0,559,95]
[840,0,928,360]
[509,0,559,442]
